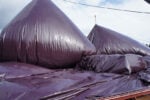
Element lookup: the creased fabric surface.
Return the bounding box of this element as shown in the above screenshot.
[77,54,147,74]
[0,0,95,68]
[0,62,149,100]
[88,24,150,56]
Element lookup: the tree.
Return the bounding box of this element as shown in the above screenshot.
[146,44,150,48]
[145,0,150,4]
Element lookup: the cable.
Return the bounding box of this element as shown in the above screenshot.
[63,0,150,14]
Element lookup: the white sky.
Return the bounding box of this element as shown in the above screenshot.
[0,0,150,44]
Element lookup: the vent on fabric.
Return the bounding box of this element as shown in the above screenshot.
[0,0,96,68]
[88,24,150,56]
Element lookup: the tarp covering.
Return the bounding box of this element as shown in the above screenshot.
[77,54,147,74]
[0,0,149,99]
[88,24,150,56]
[0,0,95,68]
[0,62,149,100]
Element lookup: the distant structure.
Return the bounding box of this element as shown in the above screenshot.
[94,15,97,24]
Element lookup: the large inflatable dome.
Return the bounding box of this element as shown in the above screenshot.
[88,24,150,56]
[0,0,96,68]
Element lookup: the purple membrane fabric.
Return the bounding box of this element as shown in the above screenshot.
[0,62,149,100]
[77,54,147,74]
[88,24,150,56]
[143,55,150,67]
[138,56,150,83]
[0,0,95,68]
[138,68,150,83]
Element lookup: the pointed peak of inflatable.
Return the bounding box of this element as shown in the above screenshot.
[88,24,150,56]
[0,0,95,68]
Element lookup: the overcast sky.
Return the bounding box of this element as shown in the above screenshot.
[0,0,150,44]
